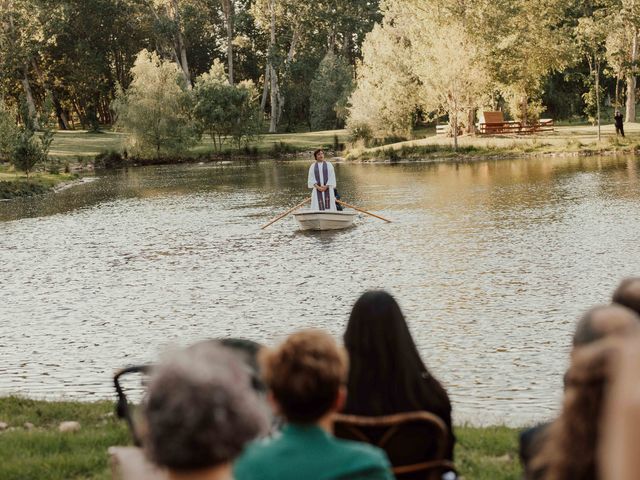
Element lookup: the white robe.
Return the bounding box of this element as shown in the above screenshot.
[307,161,337,211]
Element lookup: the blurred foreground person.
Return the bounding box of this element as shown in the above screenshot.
[142,342,268,480]
[343,291,455,459]
[612,277,640,315]
[234,330,393,480]
[521,304,639,479]
[599,335,640,480]
[531,339,621,480]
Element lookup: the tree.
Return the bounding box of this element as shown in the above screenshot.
[347,7,422,142]
[309,51,354,130]
[113,50,197,157]
[605,0,640,121]
[576,14,610,140]
[412,21,491,150]
[193,59,261,151]
[11,100,52,177]
[0,0,44,128]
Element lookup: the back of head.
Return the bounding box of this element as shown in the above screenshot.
[260,329,347,424]
[534,338,621,480]
[344,290,446,415]
[142,342,267,471]
[573,304,639,348]
[612,278,640,316]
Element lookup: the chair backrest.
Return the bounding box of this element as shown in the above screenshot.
[482,111,504,123]
[333,411,455,480]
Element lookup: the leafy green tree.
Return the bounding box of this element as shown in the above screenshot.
[309,51,354,130]
[193,60,261,151]
[113,49,197,157]
[12,130,45,177]
[412,20,492,149]
[576,13,610,139]
[11,100,51,178]
[347,11,421,141]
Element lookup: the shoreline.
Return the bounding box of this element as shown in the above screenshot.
[3,138,638,201]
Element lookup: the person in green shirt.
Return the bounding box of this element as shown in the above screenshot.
[234,330,393,480]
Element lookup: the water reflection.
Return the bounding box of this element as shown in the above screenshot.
[1,155,640,426]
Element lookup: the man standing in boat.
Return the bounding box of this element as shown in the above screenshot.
[307,149,338,211]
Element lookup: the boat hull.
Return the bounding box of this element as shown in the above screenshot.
[293,210,357,231]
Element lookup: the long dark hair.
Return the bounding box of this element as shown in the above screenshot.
[343,291,452,423]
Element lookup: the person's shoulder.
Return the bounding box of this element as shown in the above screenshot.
[332,436,390,468]
[233,436,282,478]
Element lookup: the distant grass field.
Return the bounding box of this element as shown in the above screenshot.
[48,129,351,159]
[46,122,640,165]
[0,397,522,480]
[347,123,640,161]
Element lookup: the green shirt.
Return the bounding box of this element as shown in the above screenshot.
[234,424,393,480]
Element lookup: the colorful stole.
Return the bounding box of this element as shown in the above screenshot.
[313,161,331,210]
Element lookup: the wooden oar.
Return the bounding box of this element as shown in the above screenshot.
[261,198,310,229]
[336,199,392,223]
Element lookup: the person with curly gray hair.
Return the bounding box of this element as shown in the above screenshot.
[142,341,268,480]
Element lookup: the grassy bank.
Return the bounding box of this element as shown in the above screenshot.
[346,123,640,162]
[0,397,522,480]
[0,165,78,199]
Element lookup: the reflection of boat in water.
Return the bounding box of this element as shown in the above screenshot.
[293,210,357,231]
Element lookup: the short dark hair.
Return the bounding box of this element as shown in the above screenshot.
[142,343,267,471]
[612,277,640,315]
[260,330,347,423]
[313,149,324,160]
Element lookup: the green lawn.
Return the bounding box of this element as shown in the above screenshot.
[48,129,351,159]
[0,397,522,480]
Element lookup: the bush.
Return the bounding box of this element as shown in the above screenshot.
[12,131,46,177]
[271,142,295,158]
[94,151,126,169]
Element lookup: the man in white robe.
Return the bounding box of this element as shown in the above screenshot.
[307,149,337,211]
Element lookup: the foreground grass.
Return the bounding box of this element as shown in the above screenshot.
[0,397,522,480]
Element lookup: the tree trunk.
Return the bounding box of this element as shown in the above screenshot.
[521,95,528,126]
[453,112,458,151]
[171,0,191,86]
[21,67,39,130]
[626,29,637,123]
[596,61,601,142]
[269,64,278,133]
[260,64,270,113]
[31,58,70,130]
[467,108,476,134]
[221,0,234,84]
[268,0,278,133]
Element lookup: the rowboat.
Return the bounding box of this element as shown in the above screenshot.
[293,209,357,231]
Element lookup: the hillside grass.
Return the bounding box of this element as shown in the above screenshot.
[0,396,523,480]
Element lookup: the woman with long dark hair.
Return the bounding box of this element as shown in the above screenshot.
[343,290,455,460]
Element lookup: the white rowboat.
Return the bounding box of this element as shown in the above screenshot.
[293,210,357,231]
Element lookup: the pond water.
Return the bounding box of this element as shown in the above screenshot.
[2,155,640,426]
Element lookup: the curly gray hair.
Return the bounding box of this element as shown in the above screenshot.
[142,342,268,471]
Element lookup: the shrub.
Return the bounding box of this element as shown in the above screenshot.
[94,151,126,169]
